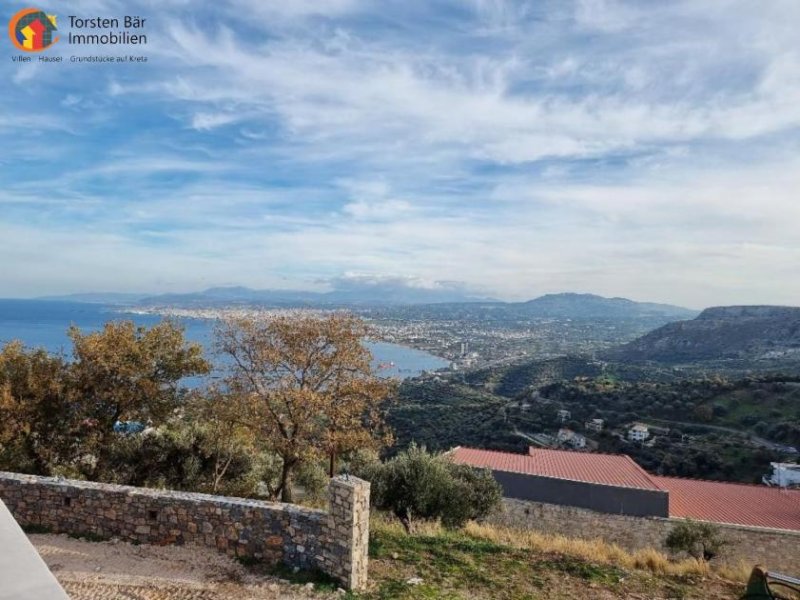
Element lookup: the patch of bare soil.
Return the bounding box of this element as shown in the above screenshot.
[30,534,337,600]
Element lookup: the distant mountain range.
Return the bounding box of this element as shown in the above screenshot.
[138,285,493,307]
[606,305,800,363]
[37,288,695,319]
[516,293,695,320]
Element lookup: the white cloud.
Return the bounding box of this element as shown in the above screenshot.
[190,112,241,130]
[145,2,800,171]
[573,0,637,33]
[342,199,413,220]
[2,0,800,307]
[228,0,361,20]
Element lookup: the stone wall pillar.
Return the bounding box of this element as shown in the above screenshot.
[320,476,370,591]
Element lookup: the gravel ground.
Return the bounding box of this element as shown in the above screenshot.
[30,534,337,600]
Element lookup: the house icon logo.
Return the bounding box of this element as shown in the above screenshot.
[8,8,58,52]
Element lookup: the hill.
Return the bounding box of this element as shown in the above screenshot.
[464,356,606,397]
[364,293,695,324]
[514,293,695,320]
[461,355,694,400]
[136,286,494,307]
[606,305,800,364]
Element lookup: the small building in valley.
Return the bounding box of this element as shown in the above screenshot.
[585,418,604,432]
[557,428,586,449]
[627,423,649,442]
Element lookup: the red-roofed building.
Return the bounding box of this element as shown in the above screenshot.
[453,446,661,490]
[653,476,800,532]
[450,446,800,531]
[450,447,669,517]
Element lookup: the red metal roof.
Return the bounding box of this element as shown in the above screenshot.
[653,476,800,531]
[449,447,662,491]
[451,447,800,531]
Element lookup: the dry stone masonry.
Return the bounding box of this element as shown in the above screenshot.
[318,475,370,590]
[492,498,800,574]
[0,472,371,591]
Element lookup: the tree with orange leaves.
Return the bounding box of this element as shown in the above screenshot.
[69,320,210,479]
[216,313,395,502]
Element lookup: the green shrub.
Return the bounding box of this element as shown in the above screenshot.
[444,463,503,528]
[361,444,501,533]
[101,422,266,497]
[294,461,330,505]
[665,520,726,561]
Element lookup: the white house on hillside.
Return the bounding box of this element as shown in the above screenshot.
[585,418,604,432]
[557,428,586,449]
[763,463,800,488]
[628,423,649,442]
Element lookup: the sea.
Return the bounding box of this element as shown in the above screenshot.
[0,299,449,383]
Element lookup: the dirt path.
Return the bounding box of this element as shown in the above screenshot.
[645,416,793,451]
[29,534,336,600]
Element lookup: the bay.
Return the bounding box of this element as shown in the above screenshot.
[0,299,448,382]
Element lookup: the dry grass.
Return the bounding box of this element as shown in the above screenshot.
[716,560,755,583]
[367,515,743,599]
[464,521,715,578]
[371,515,749,584]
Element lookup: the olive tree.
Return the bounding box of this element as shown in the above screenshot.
[362,444,501,533]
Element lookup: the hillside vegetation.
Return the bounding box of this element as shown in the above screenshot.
[391,367,799,482]
[606,306,800,364]
[538,375,800,481]
[461,355,686,397]
[388,379,521,453]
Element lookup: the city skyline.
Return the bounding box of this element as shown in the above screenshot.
[2,0,799,307]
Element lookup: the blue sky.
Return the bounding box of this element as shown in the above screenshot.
[1,0,799,308]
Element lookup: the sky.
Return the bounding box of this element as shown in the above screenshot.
[1,0,799,308]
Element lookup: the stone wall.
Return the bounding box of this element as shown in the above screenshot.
[0,472,370,590]
[490,498,800,573]
[318,476,370,590]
